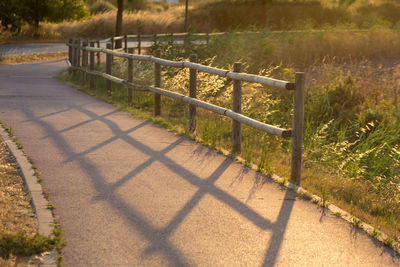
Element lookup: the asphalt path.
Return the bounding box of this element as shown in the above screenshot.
[0,41,156,56]
[0,60,399,266]
[0,43,67,56]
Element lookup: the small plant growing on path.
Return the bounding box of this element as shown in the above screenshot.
[371,228,381,239]
[320,187,329,208]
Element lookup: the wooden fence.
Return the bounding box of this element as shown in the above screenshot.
[66,34,305,184]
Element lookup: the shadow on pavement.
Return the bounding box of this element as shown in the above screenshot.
[21,100,295,266]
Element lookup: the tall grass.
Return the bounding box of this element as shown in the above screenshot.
[14,6,185,40]
[6,0,400,42]
[190,0,400,32]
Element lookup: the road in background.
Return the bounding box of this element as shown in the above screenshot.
[0,43,68,56]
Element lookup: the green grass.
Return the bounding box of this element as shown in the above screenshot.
[0,232,53,260]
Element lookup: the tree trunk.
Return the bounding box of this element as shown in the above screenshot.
[184,0,189,32]
[33,0,40,37]
[115,0,124,48]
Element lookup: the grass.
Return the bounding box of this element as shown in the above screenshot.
[0,232,53,260]
[0,52,68,65]
[190,0,400,32]
[371,228,381,239]
[5,0,400,42]
[4,7,186,41]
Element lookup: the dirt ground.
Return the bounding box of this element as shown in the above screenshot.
[0,136,39,266]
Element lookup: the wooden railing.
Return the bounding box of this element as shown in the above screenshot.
[66,35,305,184]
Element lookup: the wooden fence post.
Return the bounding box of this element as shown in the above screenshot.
[290,72,305,184]
[137,32,141,55]
[189,54,197,133]
[106,43,112,96]
[73,39,80,77]
[96,40,101,65]
[232,62,242,154]
[111,37,115,50]
[81,40,88,85]
[124,35,128,53]
[90,42,95,89]
[77,38,81,70]
[206,32,210,47]
[68,38,73,75]
[153,34,158,47]
[154,49,161,116]
[127,48,134,106]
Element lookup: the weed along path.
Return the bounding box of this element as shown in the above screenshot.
[0,60,399,266]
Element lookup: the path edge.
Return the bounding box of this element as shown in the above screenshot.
[0,125,57,267]
[218,147,400,255]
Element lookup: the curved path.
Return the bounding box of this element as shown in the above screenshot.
[0,43,67,56]
[0,60,399,266]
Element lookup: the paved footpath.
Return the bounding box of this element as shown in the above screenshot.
[0,60,399,266]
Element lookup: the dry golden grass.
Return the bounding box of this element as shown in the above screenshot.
[20,6,186,41]
[0,139,37,234]
[0,52,68,65]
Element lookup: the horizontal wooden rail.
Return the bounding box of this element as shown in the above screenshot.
[79,46,293,90]
[96,29,371,44]
[72,65,291,138]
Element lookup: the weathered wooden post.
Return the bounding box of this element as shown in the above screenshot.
[232,62,242,153]
[77,38,81,72]
[111,37,115,50]
[153,34,158,47]
[81,40,88,85]
[154,49,161,116]
[137,32,142,55]
[127,48,134,106]
[89,42,95,89]
[73,39,80,77]
[184,33,189,54]
[206,32,210,47]
[96,40,101,65]
[106,43,112,96]
[124,35,128,53]
[290,72,305,184]
[189,54,197,133]
[68,38,73,75]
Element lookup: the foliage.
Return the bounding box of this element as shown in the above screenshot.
[0,232,53,259]
[0,0,24,33]
[190,0,400,32]
[0,0,88,34]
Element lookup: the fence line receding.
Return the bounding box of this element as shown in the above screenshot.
[66,32,304,184]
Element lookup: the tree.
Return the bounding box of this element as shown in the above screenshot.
[114,0,147,48]
[115,0,124,48]
[0,0,88,36]
[184,0,189,32]
[0,0,23,33]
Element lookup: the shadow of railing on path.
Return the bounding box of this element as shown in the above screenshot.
[23,100,296,266]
